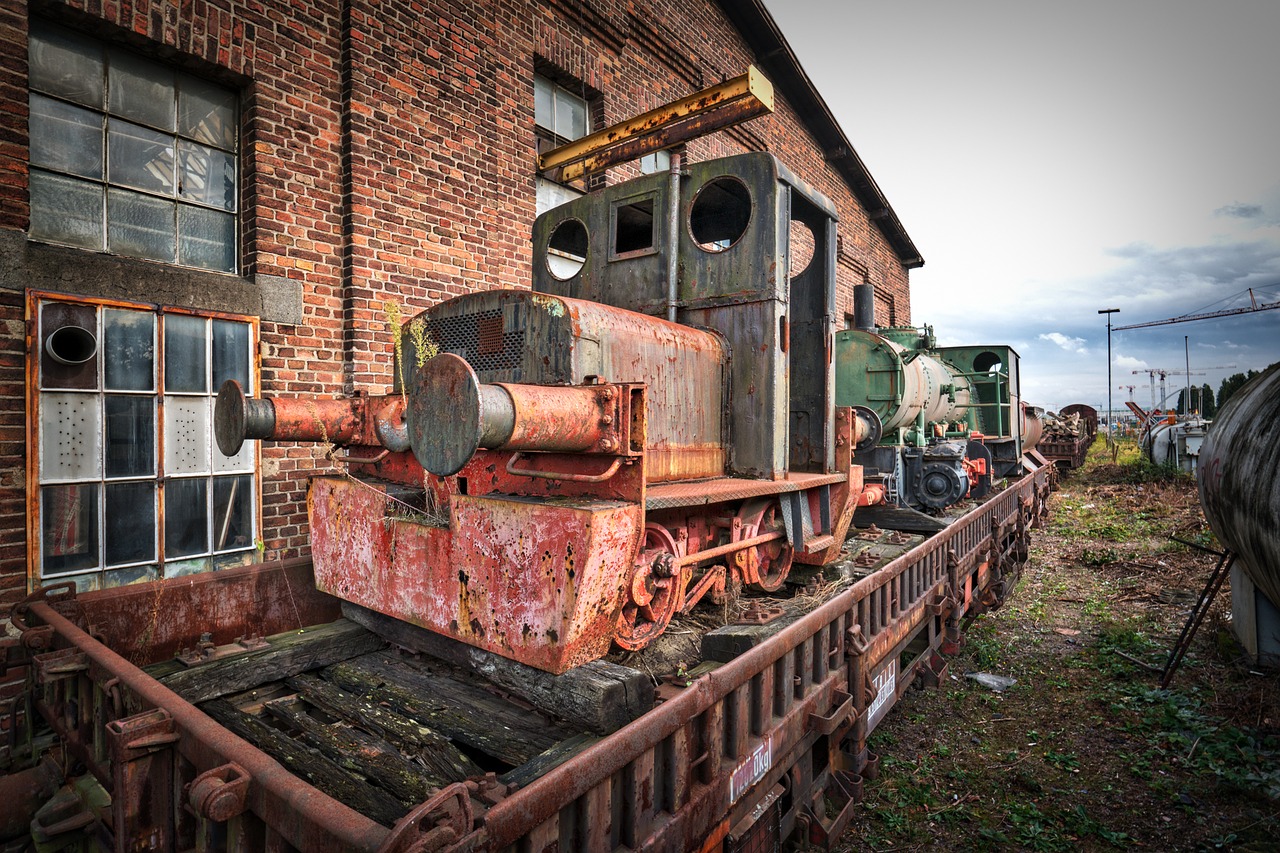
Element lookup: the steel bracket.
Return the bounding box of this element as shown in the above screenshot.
[380,782,474,853]
[807,690,853,736]
[187,762,251,822]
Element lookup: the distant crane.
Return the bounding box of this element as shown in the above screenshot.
[1118,384,1136,400]
[1113,287,1280,331]
[1132,368,1205,410]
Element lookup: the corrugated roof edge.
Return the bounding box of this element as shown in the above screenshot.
[714,0,925,269]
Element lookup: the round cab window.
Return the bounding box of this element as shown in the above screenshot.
[690,176,752,253]
[546,218,588,280]
[973,351,1004,374]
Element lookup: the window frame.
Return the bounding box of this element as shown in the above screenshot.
[27,291,261,594]
[534,72,594,212]
[26,19,240,273]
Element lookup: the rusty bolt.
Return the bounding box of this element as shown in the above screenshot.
[601,414,613,425]
[600,438,615,452]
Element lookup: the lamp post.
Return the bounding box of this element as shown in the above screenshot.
[1099,308,1119,443]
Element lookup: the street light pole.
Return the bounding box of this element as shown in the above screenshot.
[1099,308,1120,443]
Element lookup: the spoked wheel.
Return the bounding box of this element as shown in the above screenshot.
[736,500,794,593]
[615,524,690,651]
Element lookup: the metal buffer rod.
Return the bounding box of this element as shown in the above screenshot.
[406,353,637,476]
[214,380,410,457]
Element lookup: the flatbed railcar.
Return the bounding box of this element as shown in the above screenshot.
[4,466,1049,851]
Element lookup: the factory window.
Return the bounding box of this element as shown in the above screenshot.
[27,21,239,273]
[639,150,671,174]
[32,293,258,592]
[535,73,591,215]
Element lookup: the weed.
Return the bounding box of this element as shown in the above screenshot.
[1043,749,1079,771]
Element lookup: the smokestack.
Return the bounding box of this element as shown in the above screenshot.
[853,283,876,331]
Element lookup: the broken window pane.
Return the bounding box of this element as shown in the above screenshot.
[164,396,210,475]
[105,480,155,565]
[103,309,154,391]
[177,139,235,210]
[105,395,155,478]
[41,392,101,481]
[41,483,99,574]
[29,22,104,108]
[29,94,104,179]
[29,171,104,251]
[108,188,176,262]
[164,477,208,558]
[613,197,655,256]
[164,314,207,393]
[108,119,175,196]
[212,474,253,552]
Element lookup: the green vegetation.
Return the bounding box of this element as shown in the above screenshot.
[836,436,1280,852]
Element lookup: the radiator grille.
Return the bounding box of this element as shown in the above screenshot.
[428,308,525,375]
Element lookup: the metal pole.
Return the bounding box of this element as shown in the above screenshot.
[1184,335,1191,416]
[1099,309,1119,443]
[666,149,682,323]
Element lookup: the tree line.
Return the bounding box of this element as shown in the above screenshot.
[1175,361,1279,417]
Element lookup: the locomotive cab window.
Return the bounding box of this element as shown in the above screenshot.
[546,217,589,280]
[689,176,752,253]
[610,194,657,260]
[973,351,1004,374]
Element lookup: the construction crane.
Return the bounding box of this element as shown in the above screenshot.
[1132,368,1205,410]
[1118,384,1136,400]
[1132,366,1235,409]
[1113,287,1280,331]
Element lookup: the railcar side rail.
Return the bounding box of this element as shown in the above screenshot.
[4,464,1051,852]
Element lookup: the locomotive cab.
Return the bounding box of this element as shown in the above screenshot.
[532,152,838,480]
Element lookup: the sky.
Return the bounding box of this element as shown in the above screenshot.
[763,0,1280,414]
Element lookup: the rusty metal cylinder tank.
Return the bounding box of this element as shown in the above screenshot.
[1198,363,1280,606]
[1020,404,1044,450]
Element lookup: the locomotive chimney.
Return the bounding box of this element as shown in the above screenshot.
[853,283,876,331]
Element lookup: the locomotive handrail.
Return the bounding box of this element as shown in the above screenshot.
[505,451,624,483]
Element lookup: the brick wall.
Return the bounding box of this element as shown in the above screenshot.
[0,0,914,605]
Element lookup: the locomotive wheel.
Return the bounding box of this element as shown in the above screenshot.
[615,525,689,651]
[737,500,794,593]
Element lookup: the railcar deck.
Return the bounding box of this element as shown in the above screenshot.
[4,462,1053,852]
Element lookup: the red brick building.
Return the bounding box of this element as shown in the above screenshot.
[0,0,921,610]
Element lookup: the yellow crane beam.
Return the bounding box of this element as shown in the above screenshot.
[538,67,774,182]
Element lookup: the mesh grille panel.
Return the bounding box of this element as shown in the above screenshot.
[428,308,525,375]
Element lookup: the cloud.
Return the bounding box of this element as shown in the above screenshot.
[1214,202,1264,219]
[1115,355,1148,370]
[1038,332,1088,354]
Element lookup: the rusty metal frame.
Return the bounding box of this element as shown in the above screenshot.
[24,290,262,596]
[539,67,775,181]
[9,462,1050,851]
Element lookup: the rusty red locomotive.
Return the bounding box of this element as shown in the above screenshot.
[218,152,880,673]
